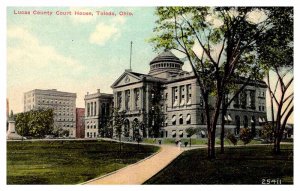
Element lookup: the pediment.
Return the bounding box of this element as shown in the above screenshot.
[111,71,142,88]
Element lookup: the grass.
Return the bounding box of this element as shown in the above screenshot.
[7,140,159,184]
[142,137,263,146]
[144,144,293,184]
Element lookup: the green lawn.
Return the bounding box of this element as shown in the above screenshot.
[142,138,262,146]
[7,140,159,184]
[144,144,293,184]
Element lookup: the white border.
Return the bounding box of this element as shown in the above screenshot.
[1,1,298,191]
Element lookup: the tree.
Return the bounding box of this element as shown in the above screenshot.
[15,109,54,138]
[150,7,271,159]
[239,128,253,145]
[132,119,143,151]
[256,7,293,154]
[148,85,165,138]
[185,127,201,147]
[261,123,274,143]
[112,108,126,152]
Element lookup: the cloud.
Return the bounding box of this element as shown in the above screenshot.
[89,22,120,45]
[7,26,84,113]
[8,26,83,71]
[89,15,127,46]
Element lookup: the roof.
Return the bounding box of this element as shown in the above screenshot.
[150,51,183,65]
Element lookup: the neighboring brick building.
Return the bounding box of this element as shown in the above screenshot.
[24,89,77,137]
[76,108,85,138]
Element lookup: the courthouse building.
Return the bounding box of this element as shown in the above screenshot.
[84,89,113,138]
[24,89,77,137]
[111,51,268,139]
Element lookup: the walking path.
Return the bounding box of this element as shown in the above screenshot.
[83,144,191,185]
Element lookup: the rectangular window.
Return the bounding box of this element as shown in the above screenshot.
[94,101,97,116]
[134,88,140,110]
[87,103,90,116]
[125,90,130,110]
[179,85,185,106]
[172,87,178,107]
[186,84,192,105]
[117,92,122,109]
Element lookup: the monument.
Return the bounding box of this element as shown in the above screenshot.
[6,110,23,140]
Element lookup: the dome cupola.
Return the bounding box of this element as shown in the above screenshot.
[149,51,184,75]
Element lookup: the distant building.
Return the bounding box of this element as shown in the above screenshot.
[6,98,9,118]
[84,89,113,138]
[111,51,268,139]
[24,89,77,137]
[6,98,9,131]
[76,108,85,138]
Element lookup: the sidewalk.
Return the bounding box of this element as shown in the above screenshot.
[82,145,184,185]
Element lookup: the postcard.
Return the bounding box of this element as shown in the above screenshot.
[2,2,297,191]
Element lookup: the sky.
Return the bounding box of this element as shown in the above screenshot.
[7,6,293,123]
[7,7,169,113]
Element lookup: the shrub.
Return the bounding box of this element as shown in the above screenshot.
[226,132,238,145]
[261,123,274,143]
[239,128,253,145]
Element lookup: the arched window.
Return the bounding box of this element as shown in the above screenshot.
[172,115,176,125]
[124,119,130,137]
[186,114,191,124]
[179,114,183,124]
[235,116,240,135]
[243,115,248,128]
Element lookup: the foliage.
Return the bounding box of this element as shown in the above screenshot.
[261,123,274,143]
[239,128,253,145]
[185,127,201,137]
[256,7,293,153]
[15,109,54,138]
[148,84,165,137]
[112,108,126,138]
[149,7,285,158]
[226,132,238,145]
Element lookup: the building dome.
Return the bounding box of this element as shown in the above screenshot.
[149,51,183,75]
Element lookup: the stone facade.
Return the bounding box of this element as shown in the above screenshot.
[111,51,268,139]
[23,89,77,137]
[84,89,113,138]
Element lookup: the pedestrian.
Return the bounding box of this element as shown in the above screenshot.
[178,140,182,150]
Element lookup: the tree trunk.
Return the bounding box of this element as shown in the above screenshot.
[220,96,226,154]
[209,128,216,159]
[207,129,212,158]
[274,135,281,154]
[119,135,122,153]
